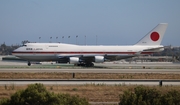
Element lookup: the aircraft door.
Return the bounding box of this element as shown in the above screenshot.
[33,47,36,55]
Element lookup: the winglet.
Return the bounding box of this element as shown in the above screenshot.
[135,23,168,46]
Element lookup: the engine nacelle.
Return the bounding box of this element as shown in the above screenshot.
[94,56,104,63]
[69,57,79,64]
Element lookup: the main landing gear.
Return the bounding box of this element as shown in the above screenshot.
[85,62,94,67]
[75,62,94,67]
[27,61,31,66]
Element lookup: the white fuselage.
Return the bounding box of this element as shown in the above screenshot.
[12,43,164,62]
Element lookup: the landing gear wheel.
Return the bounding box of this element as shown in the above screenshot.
[85,62,94,67]
[27,61,31,66]
[77,64,85,66]
[74,64,84,66]
[74,62,94,67]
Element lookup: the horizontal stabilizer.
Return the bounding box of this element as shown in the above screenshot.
[143,47,164,52]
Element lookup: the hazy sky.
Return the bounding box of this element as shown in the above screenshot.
[0,0,180,46]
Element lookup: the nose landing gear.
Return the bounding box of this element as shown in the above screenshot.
[27,61,31,66]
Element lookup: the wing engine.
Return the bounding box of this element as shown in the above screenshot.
[94,56,104,63]
[69,57,79,64]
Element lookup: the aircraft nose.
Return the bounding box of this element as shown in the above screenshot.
[12,48,19,55]
[12,50,16,55]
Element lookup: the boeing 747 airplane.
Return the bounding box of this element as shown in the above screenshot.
[12,23,168,67]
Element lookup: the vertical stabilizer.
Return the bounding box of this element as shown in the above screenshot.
[135,23,168,46]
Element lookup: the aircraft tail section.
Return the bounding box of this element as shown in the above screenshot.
[135,23,168,46]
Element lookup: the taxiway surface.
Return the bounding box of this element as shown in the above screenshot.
[1,56,180,73]
[0,68,180,73]
[1,58,180,85]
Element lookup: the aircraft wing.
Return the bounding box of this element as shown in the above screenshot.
[143,47,164,52]
[57,54,136,63]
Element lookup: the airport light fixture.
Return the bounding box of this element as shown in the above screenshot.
[68,36,70,43]
[76,35,78,44]
[39,37,41,42]
[50,37,52,43]
[62,36,64,43]
[56,37,58,42]
[85,35,86,45]
[96,35,98,45]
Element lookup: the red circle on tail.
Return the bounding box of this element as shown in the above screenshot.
[150,32,159,41]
